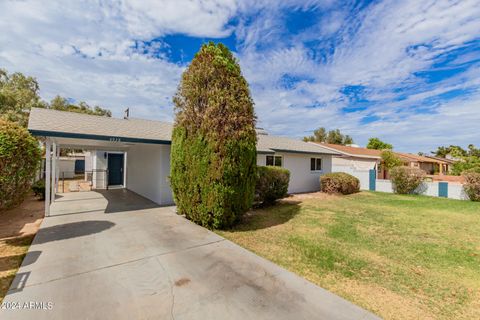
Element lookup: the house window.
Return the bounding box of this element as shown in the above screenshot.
[266,155,282,167]
[310,158,322,171]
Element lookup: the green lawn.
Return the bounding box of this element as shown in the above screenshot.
[217,192,480,320]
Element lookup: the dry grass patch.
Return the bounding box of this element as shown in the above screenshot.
[217,191,480,320]
[0,195,43,303]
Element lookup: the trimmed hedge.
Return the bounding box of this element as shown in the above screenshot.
[0,119,41,210]
[462,170,480,201]
[389,166,426,194]
[255,166,290,205]
[320,172,360,195]
[170,43,257,229]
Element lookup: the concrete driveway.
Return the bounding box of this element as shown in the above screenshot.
[1,190,379,320]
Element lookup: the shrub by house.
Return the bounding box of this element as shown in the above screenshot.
[462,170,480,201]
[170,43,257,229]
[320,172,360,195]
[0,119,41,210]
[255,166,290,205]
[389,166,426,194]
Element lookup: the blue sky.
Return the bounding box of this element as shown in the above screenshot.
[0,0,479,152]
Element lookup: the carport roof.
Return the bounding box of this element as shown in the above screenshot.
[28,108,339,155]
[28,108,173,144]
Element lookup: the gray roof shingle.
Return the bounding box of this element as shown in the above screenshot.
[257,134,338,155]
[28,107,173,142]
[28,108,338,155]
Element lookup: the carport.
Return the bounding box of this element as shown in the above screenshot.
[27,107,175,216]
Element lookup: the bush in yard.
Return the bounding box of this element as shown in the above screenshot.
[31,179,45,200]
[462,170,480,201]
[255,166,290,205]
[0,119,41,210]
[320,173,360,195]
[170,43,257,229]
[389,166,426,194]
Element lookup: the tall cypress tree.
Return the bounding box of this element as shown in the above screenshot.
[170,43,257,229]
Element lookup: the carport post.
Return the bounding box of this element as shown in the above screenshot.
[45,139,51,217]
[51,142,57,202]
[55,146,60,193]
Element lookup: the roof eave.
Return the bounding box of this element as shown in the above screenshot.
[29,129,171,145]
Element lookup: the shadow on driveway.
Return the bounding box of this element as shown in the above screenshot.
[7,221,115,245]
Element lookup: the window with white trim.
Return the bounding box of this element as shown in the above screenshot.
[310,158,322,171]
[266,155,282,167]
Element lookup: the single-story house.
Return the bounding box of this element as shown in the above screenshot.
[311,143,381,190]
[309,143,454,188]
[394,153,451,175]
[28,108,339,215]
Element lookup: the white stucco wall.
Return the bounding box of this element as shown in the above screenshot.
[126,143,173,205]
[257,152,333,193]
[332,156,377,190]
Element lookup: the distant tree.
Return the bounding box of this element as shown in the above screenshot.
[49,95,111,117]
[303,127,354,145]
[467,144,480,158]
[303,127,326,143]
[433,144,480,176]
[367,137,393,150]
[381,150,402,170]
[0,69,112,127]
[0,69,46,127]
[432,145,467,158]
[343,134,354,145]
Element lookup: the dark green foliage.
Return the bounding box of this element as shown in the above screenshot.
[255,166,290,205]
[303,127,354,145]
[389,166,426,194]
[32,179,45,200]
[320,173,360,195]
[433,144,480,176]
[0,120,41,210]
[0,68,111,128]
[0,69,46,127]
[381,150,402,170]
[49,95,111,117]
[462,170,480,201]
[367,137,393,150]
[170,43,257,229]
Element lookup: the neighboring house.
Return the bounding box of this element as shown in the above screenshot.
[28,108,339,213]
[311,143,381,190]
[309,143,454,188]
[394,153,451,175]
[424,155,456,174]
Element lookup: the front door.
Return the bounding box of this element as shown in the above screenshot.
[108,153,124,186]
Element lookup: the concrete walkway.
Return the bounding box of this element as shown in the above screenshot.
[1,190,379,320]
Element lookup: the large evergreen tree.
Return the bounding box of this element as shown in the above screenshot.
[170,43,257,229]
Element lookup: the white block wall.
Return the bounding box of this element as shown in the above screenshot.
[376,180,394,193]
[449,183,470,200]
[375,179,470,200]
